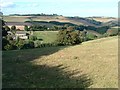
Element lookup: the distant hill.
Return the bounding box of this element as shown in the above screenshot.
[3,15,118,28]
[88,17,116,23]
[3,15,115,27]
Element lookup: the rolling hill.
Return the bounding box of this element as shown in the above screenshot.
[3,36,118,88]
[3,15,117,27]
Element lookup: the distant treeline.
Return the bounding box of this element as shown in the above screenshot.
[9,13,62,16]
[25,20,110,34]
[76,25,110,34]
[25,21,76,26]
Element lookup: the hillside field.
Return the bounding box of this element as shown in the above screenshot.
[33,31,58,43]
[2,36,118,88]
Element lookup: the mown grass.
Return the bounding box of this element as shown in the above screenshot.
[2,36,118,88]
[33,31,58,43]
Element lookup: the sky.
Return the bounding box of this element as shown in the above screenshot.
[0,0,119,17]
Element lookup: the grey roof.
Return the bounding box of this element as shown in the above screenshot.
[16,31,27,34]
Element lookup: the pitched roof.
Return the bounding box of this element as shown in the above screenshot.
[16,31,27,34]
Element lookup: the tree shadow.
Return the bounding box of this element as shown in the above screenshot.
[2,46,93,88]
[2,63,92,88]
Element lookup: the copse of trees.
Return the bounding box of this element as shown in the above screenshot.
[28,25,47,31]
[76,25,110,34]
[57,26,81,45]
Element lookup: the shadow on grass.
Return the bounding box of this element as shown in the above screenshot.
[2,46,93,88]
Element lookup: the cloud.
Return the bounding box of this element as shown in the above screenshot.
[0,2,16,8]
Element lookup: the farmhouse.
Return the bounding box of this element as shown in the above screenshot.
[15,31,28,40]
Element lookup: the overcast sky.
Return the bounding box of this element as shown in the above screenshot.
[0,0,119,17]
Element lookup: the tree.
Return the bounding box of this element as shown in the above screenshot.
[5,26,10,31]
[2,27,8,37]
[11,25,16,34]
[11,25,16,31]
[80,29,87,42]
[2,20,8,37]
[1,19,9,50]
[24,25,29,31]
[57,29,81,45]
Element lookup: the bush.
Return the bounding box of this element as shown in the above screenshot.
[16,40,24,50]
[34,40,42,48]
[4,44,13,50]
[2,38,9,50]
[86,33,97,40]
[29,35,37,41]
[24,25,29,31]
[5,26,10,31]
[106,29,118,36]
[23,41,35,49]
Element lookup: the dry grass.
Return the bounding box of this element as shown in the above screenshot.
[90,18,116,22]
[3,16,87,25]
[3,36,118,88]
[31,36,118,88]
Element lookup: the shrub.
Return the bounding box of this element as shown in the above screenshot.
[5,26,10,31]
[2,38,9,50]
[23,41,35,49]
[24,25,29,31]
[29,35,37,41]
[106,29,118,36]
[4,44,13,50]
[16,40,24,50]
[86,33,97,40]
[34,40,42,48]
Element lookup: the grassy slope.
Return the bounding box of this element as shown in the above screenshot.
[33,31,58,43]
[88,17,116,23]
[3,16,80,24]
[2,36,118,88]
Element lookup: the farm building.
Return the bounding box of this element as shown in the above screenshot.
[15,31,28,40]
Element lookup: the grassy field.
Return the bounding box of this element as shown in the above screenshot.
[3,16,76,24]
[33,31,58,43]
[2,36,118,88]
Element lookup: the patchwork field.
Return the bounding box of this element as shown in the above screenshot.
[4,16,116,26]
[2,36,118,88]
